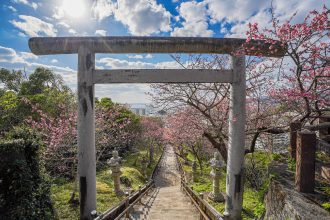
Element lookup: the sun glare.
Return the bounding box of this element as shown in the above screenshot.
[63,0,85,17]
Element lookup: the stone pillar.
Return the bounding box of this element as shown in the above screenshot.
[226,53,246,219]
[290,121,302,160]
[108,150,123,195]
[77,46,96,220]
[208,151,225,202]
[191,158,198,182]
[296,132,316,193]
[141,156,148,179]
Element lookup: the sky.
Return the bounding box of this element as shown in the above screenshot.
[0,0,327,104]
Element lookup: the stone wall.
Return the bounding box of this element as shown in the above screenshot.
[262,179,330,220]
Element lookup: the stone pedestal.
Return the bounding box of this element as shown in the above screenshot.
[208,151,225,202]
[108,150,124,195]
[141,156,148,180]
[191,158,198,182]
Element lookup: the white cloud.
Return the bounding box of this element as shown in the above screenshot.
[58,21,70,28]
[171,0,213,37]
[97,57,183,69]
[0,46,25,63]
[0,46,77,86]
[204,0,326,38]
[126,55,143,59]
[52,6,64,19]
[171,21,214,37]
[12,0,38,10]
[20,52,38,60]
[179,0,208,23]
[92,0,116,21]
[155,61,183,69]
[68,29,77,35]
[95,84,151,103]
[51,59,58,63]
[95,30,107,36]
[92,0,172,36]
[18,32,27,37]
[10,15,57,37]
[145,54,153,58]
[7,6,17,12]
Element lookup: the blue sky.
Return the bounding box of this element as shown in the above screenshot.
[0,0,326,103]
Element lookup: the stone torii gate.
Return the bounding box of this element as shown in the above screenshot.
[29,36,284,220]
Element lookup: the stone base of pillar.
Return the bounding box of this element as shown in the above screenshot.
[208,192,225,202]
[192,171,198,182]
[115,189,124,196]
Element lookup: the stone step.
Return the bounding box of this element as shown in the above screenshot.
[120,148,200,220]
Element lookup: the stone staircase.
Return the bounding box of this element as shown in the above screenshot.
[121,148,199,220]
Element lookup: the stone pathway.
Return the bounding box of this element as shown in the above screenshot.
[122,147,199,220]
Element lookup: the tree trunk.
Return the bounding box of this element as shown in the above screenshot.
[149,147,154,165]
[192,146,203,171]
[203,131,228,163]
[68,171,79,203]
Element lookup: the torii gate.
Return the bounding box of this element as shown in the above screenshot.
[29,36,284,220]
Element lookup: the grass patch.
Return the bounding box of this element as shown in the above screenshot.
[51,149,162,219]
[180,151,264,219]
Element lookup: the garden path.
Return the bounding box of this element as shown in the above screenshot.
[121,147,199,220]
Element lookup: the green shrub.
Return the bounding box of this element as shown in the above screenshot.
[322,202,330,212]
[254,203,266,217]
[270,173,280,179]
[0,128,55,219]
[286,158,296,172]
[271,153,281,160]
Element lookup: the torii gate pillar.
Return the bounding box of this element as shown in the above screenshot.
[77,46,97,219]
[226,53,246,218]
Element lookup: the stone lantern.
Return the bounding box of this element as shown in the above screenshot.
[191,157,199,182]
[140,156,148,179]
[108,149,124,195]
[208,151,225,202]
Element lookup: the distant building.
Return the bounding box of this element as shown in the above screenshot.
[130,108,147,116]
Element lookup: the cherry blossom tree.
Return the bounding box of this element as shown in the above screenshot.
[244,5,330,125]
[149,53,281,163]
[165,109,215,170]
[149,6,330,163]
[21,97,138,202]
[138,117,164,165]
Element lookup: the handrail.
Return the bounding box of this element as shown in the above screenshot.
[176,152,228,220]
[114,182,155,220]
[181,179,227,220]
[182,185,211,220]
[175,151,187,182]
[92,149,164,220]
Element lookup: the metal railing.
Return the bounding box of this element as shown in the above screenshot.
[175,152,229,220]
[91,150,165,220]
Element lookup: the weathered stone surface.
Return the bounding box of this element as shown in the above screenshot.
[29,36,286,57]
[263,179,330,220]
[315,161,330,182]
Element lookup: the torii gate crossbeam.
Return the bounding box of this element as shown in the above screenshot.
[29,36,285,220]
